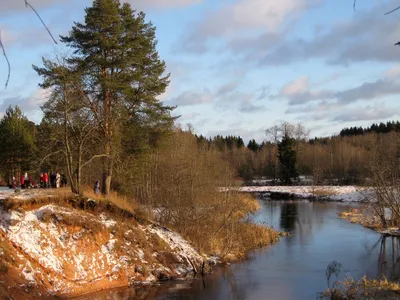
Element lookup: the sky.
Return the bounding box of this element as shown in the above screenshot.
[1,0,400,143]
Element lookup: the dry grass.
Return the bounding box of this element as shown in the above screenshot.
[312,188,337,197]
[322,276,400,300]
[171,194,280,261]
[2,187,143,224]
[5,188,72,211]
[213,222,280,261]
[338,208,383,231]
[39,208,108,235]
[81,186,137,214]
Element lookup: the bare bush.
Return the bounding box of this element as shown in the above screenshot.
[119,130,279,258]
[368,132,400,228]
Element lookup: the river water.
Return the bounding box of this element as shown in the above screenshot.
[82,200,400,300]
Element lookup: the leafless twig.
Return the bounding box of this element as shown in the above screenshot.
[1,1,58,88]
[25,0,58,44]
[355,0,400,16]
[385,6,400,15]
[0,31,11,89]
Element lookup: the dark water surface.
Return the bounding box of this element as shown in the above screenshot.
[81,200,400,300]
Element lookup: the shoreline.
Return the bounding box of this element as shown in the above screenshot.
[0,193,280,298]
[236,185,375,203]
[339,208,400,237]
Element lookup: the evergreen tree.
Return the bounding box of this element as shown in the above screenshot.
[35,0,174,194]
[277,134,298,184]
[0,106,36,183]
[247,139,260,152]
[236,137,245,148]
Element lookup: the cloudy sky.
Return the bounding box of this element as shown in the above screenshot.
[1,0,400,142]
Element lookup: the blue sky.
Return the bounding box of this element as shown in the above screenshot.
[1,0,400,143]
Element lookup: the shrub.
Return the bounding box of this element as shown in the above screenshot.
[119,130,280,259]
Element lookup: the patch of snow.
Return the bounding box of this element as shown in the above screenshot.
[236,186,375,202]
[73,254,88,280]
[101,238,118,266]
[112,264,120,273]
[147,224,203,271]
[21,261,36,283]
[136,249,145,260]
[99,213,116,228]
[119,256,130,265]
[144,273,156,283]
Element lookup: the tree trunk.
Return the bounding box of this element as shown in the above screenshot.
[102,140,113,195]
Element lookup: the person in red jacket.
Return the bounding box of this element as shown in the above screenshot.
[43,172,49,188]
[40,173,44,188]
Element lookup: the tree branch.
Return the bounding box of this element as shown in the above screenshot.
[39,149,65,165]
[0,30,10,89]
[81,154,108,169]
[354,0,400,16]
[385,6,400,15]
[25,0,58,44]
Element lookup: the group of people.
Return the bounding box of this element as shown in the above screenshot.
[11,171,102,194]
[39,172,67,188]
[11,172,68,189]
[12,173,37,189]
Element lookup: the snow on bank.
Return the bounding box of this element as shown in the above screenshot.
[0,187,14,200]
[237,186,376,202]
[0,202,205,296]
[147,225,203,274]
[0,187,55,201]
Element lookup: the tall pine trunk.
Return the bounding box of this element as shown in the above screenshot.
[102,87,113,196]
[102,140,113,195]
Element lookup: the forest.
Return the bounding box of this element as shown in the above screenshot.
[0,0,399,258]
[2,1,400,299]
[193,121,400,186]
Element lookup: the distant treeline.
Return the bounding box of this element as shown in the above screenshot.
[339,121,400,137]
[194,120,400,184]
[196,121,400,153]
[196,135,274,153]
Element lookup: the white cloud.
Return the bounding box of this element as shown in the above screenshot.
[0,28,15,45]
[230,0,317,31]
[180,0,320,52]
[276,75,400,107]
[168,89,213,106]
[0,88,49,117]
[281,76,309,96]
[0,0,67,12]
[274,76,333,105]
[332,104,399,122]
[335,79,400,104]
[131,0,203,9]
[217,81,240,96]
[385,65,400,78]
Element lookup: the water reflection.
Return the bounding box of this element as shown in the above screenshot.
[280,203,298,231]
[83,200,400,300]
[377,236,400,281]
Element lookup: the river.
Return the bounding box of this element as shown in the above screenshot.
[79,199,400,300]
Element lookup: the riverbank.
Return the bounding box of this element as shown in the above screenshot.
[339,208,400,236]
[91,200,400,299]
[321,276,400,299]
[238,185,375,202]
[0,191,280,298]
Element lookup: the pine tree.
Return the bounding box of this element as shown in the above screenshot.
[247,139,260,152]
[0,106,36,183]
[35,0,174,194]
[277,134,298,184]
